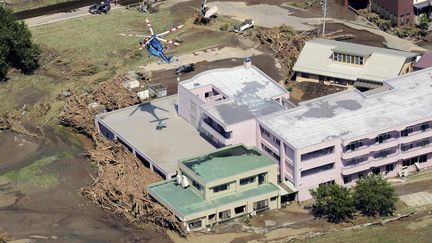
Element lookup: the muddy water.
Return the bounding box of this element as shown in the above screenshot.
[0,129,172,242]
[15,0,141,20]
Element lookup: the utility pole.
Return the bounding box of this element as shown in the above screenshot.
[322,0,328,37]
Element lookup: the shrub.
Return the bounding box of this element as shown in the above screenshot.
[353,175,397,217]
[0,6,41,81]
[418,13,430,36]
[311,183,355,223]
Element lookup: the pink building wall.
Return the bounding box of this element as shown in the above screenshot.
[257,116,432,201]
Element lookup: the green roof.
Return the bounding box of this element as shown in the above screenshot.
[180,145,275,182]
[149,179,279,217]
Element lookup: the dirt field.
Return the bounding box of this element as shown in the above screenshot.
[0,130,172,242]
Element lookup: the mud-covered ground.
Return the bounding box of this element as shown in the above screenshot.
[0,129,172,242]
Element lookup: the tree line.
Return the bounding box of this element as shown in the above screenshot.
[311,175,397,223]
[0,6,40,81]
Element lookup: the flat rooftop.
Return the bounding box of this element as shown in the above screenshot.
[180,145,275,183]
[259,68,432,149]
[293,39,418,82]
[97,95,216,175]
[180,65,288,126]
[149,179,279,218]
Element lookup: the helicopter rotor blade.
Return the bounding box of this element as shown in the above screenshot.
[157,24,184,37]
[156,37,180,46]
[145,18,154,35]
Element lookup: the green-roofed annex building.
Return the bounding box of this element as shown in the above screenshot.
[148,145,291,231]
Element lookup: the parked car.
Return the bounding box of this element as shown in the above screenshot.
[175,63,196,75]
[233,19,254,33]
[89,1,111,14]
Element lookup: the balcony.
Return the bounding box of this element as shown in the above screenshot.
[342,146,369,160]
[261,136,280,153]
[201,121,229,145]
[400,129,432,144]
[400,143,432,160]
[301,153,336,171]
[341,153,398,175]
[370,138,399,151]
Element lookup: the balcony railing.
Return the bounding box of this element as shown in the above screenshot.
[203,117,231,139]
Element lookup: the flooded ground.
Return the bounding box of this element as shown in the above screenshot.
[0,129,172,242]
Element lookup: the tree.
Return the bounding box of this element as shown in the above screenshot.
[0,6,40,81]
[418,13,430,36]
[353,175,397,217]
[311,183,355,223]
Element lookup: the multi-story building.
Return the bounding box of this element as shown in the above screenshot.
[293,39,418,91]
[178,58,291,147]
[370,0,414,26]
[258,68,432,200]
[148,145,293,231]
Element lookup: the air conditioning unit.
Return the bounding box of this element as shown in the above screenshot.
[176,174,182,185]
[181,175,190,188]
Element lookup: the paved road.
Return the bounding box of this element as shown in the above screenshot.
[25,4,122,28]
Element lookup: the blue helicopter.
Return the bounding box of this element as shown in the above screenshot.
[122,19,184,63]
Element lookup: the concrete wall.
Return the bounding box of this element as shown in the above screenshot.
[185,190,280,230]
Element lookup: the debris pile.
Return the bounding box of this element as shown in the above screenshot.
[256,25,354,78]
[255,25,311,77]
[59,79,187,235]
[0,108,34,136]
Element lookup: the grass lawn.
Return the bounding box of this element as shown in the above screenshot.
[0,5,234,125]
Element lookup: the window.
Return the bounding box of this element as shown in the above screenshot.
[375,132,391,144]
[240,176,256,186]
[188,219,202,229]
[204,91,212,98]
[192,180,202,191]
[421,122,430,132]
[219,210,231,220]
[258,173,266,185]
[301,146,334,161]
[346,140,363,151]
[386,164,394,172]
[234,205,246,214]
[374,149,392,159]
[302,73,310,78]
[212,184,229,193]
[260,126,270,137]
[270,196,278,202]
[208,214,216,222]
[301,163,334,177]
[343,175,352,184]
[403,154,428,166]
[253,199,269,211]
[272,137,280,146]
[401,143,413,152]
[372,167,380,175]
[417,139,430,147]
[319,180,335,187]
[401,127,413,137]
[344,156,367,166]
[358,171,366,179]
